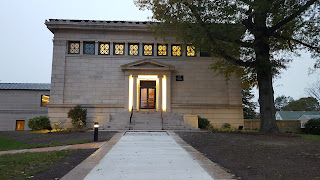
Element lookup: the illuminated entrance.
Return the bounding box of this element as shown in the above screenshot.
[140,81,156,109]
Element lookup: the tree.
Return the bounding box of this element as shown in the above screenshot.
[242,88,258,119]
[283,97,320,111]
[305,80,320,102]
[136,0,320,133]
[274,95,294,111]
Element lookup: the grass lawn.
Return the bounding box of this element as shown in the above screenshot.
[0,151,69,180]
[300,134,320,140]
[0,136,90,151]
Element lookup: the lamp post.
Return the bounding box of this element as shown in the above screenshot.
[94,122,99,142]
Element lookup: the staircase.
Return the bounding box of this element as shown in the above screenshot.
[102,111,199,130]
[130,111,162,130]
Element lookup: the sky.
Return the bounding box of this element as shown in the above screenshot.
[0,0,319,102]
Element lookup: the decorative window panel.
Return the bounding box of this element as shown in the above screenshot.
[143,44,154,56]
[99,42,110,55]
[157,44,168,56]
[41,95,50,106]
[129,43,139,56]
[171,44,182,56]
[114,43,125,55]
[68,41,80,54]
[84,42,95,55]
[186,45,196,57]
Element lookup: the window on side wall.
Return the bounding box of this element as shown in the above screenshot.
[114,43,125,55]
[157,44,168,56]
[83,42,95,55]
[128,43,139,56]
[186,45,196,57]
[143,44,154,56]
[41,95,50,107]
[171,44,182,56]
[68,41,80,54]
[99,42,110,55]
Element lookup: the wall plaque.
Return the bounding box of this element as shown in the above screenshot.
[176,75,184,81]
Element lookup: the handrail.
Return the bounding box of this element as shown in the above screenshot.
[129,106,133,130]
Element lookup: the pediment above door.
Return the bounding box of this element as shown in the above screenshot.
[121,59,175,72]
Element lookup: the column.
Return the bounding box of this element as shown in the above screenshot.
[166,74,172,112]
[158,75,162,112]
[124,74,130,111]
[133,75,138,111]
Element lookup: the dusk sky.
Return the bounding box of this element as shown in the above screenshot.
[0,0,319,102]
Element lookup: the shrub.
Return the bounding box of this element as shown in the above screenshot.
[28,116,51,130]
[198,116,210,129]
[222,123,231,129]
[304,118,320,135]
[68,105,87,129]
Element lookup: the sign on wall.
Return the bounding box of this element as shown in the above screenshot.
[176,75,184,81]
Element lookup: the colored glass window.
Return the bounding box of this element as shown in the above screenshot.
[186,45,196,57]
[157,44,168,56]
[84,42,95,55]
[99,42,110,55]
[129,43,139,56]
[114,43,125,55]
[143,44,153,56]
[68,41,80,54]
[171,44,182,56]
[41,95,50,106]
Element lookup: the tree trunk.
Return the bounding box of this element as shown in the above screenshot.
[256,38,279,133]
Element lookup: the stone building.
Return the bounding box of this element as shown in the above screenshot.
[45,19,244,130]
[0,83,50,131]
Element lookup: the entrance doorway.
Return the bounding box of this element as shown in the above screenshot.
[16,120,25,131]
[140,81,156,109]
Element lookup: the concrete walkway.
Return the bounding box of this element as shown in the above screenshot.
[0,142,105,155]
[81,131,233,180]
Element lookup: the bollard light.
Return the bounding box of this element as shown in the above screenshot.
[94,122,99,141]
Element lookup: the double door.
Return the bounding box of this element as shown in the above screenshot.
[140,81,156,109]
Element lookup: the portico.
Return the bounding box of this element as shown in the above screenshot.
[121,59,175,113]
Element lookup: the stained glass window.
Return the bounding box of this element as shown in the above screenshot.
[171,44,182,56]
[157,44,168,56]
[84,42,95,55]
[143,44,153,56]
[114,43,125,55]
[99,42,110,55]
[41,95,50,106]
[68,41,80,54]
[186,45,196,57]
[129,43,139,56]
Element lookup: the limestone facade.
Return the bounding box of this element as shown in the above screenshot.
[46,19,244,129]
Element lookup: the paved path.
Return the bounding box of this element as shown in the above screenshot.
[83,131,231,180]
[0,142,105,155]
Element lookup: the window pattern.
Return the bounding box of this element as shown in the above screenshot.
[99,42,110,55]
[143,44,153,56]
[84,42,95,54]
[41,95,50,106]
[129,43,139,56]
[186,45,196,57]
[171,44,182,56]
[157,44,168,56]
[68,42,80,54]
[114,43,125,55]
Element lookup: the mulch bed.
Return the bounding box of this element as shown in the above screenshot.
[176,131,320,180]
[31,149,97,180]
[0,131,117,144]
